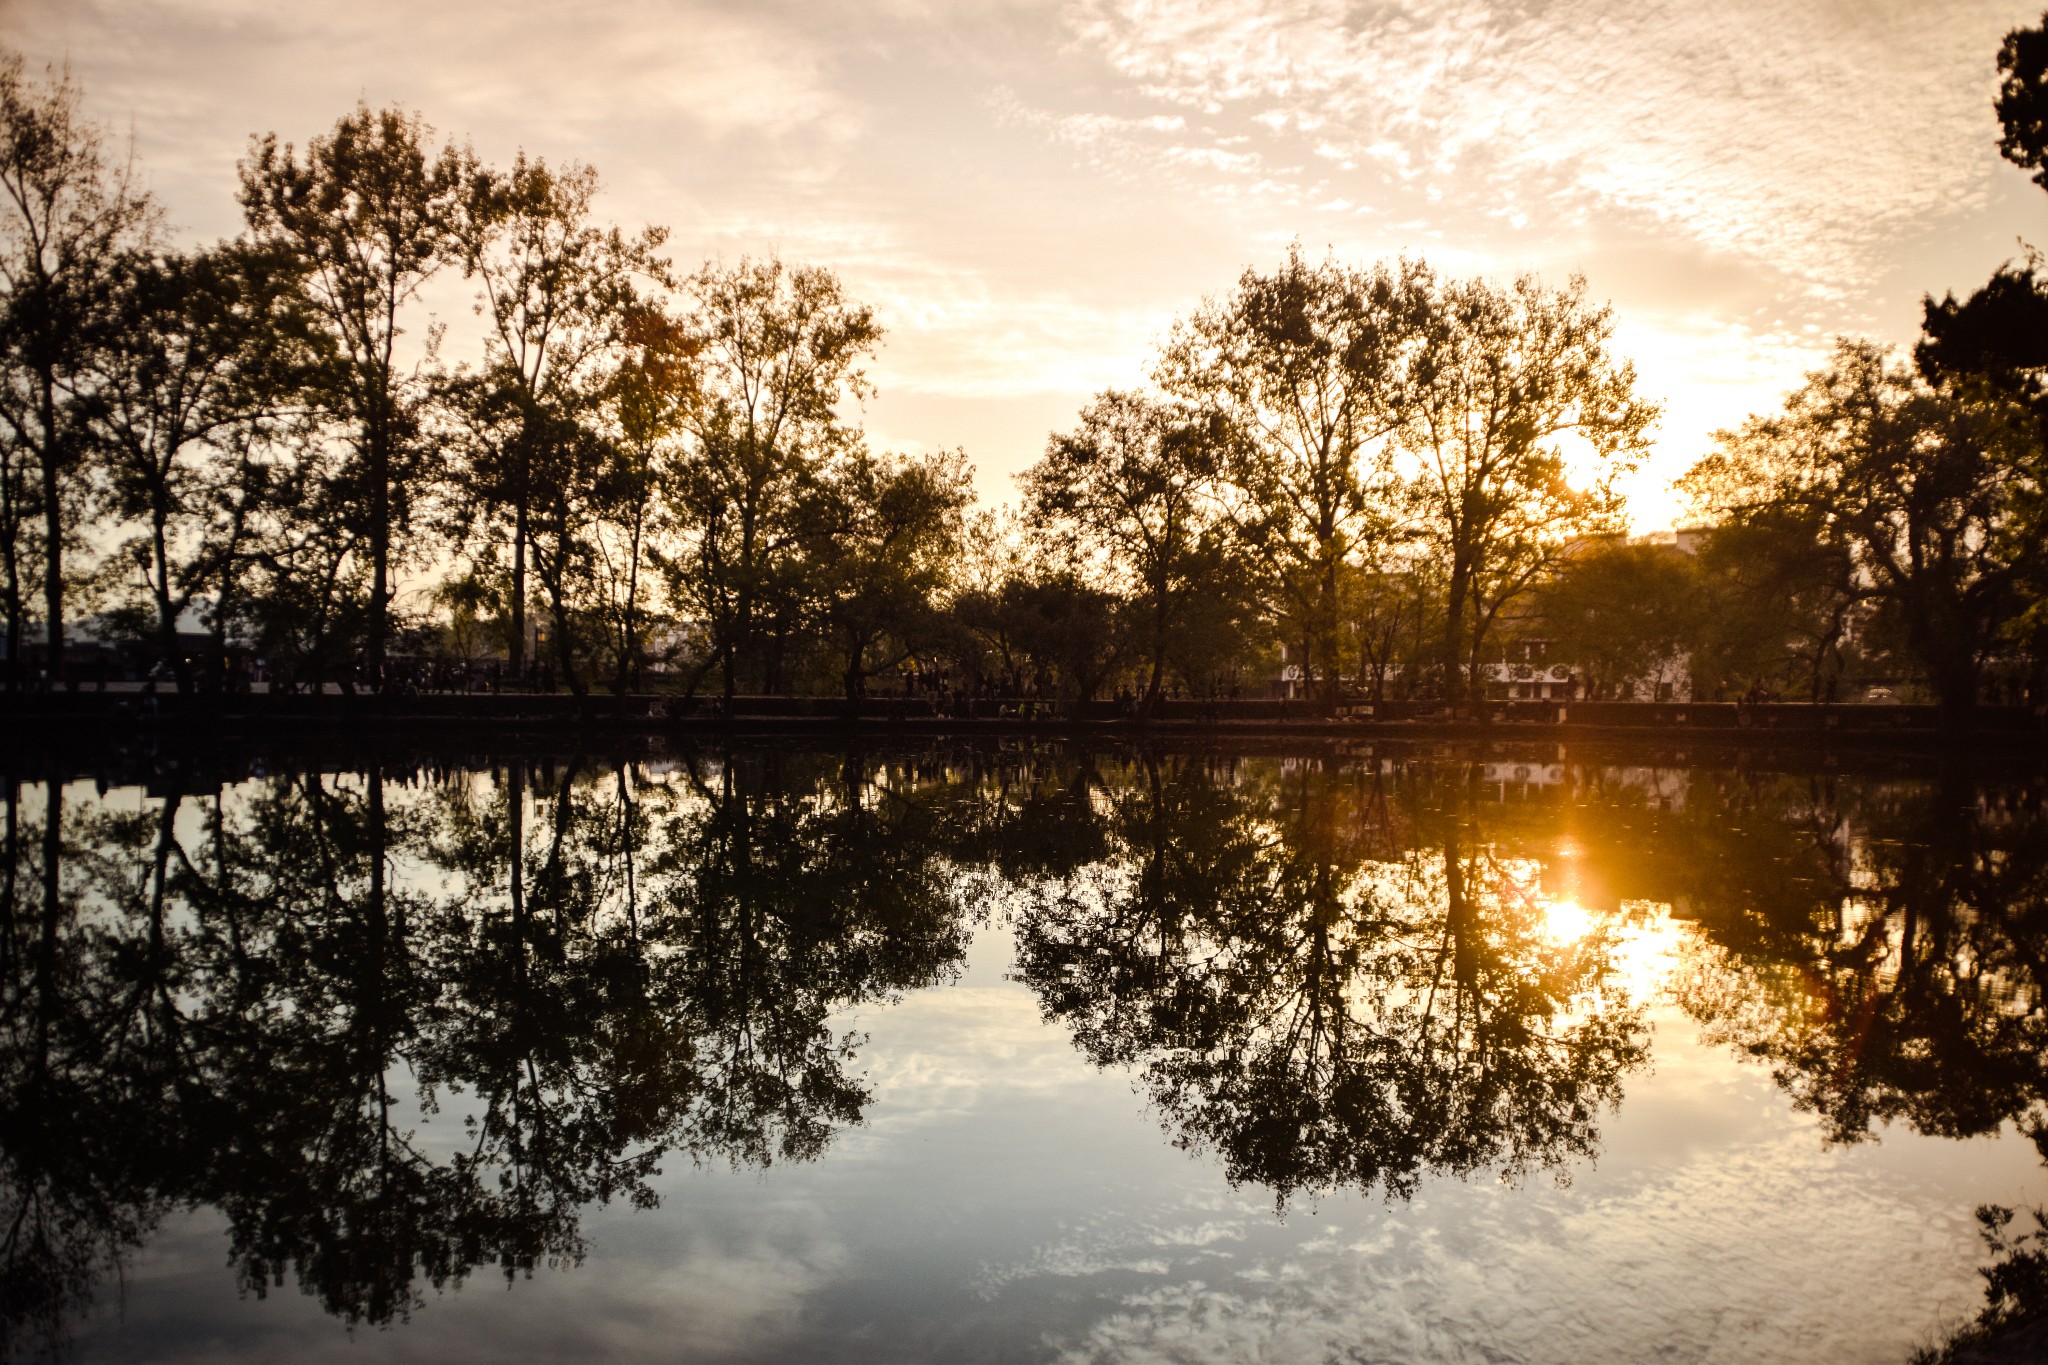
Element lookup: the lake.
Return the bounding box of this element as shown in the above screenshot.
[3,740,2043,1363]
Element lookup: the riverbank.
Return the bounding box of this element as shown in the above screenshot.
[3,689,2045,752]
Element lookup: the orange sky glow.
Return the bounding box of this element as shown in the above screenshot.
[2,0,2039,528]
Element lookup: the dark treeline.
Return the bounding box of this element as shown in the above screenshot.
[2,743,2046,1351]
[7,15,2048,719]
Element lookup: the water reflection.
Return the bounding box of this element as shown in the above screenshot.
[1660,772,2048,1156]
[0,746,2044,1355]
[0,752,969,1351]
[1011,757,1649,1203]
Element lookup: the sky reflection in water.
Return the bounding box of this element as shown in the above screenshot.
[4,744,2044,1363]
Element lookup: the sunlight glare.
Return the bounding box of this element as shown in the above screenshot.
[1541,897,1595,943]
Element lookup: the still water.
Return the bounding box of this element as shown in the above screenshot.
[3,742,2045,1363]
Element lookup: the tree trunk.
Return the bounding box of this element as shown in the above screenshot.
[1443,556,1471,710]
[2,546,19,693]
[510,498,528,684]
[550,505,585,697]
[153,496,188,693]
[38,373,63,689]
[614,499,644,696]
[368,419,391,692]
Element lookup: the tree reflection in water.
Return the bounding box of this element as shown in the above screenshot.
[0,750,969,1351]
[1657,770,2048,1156]
[1012,755,1650,1203]
[0,746,2045,1354]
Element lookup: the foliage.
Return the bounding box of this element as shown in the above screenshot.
[665,257,880,698]
[807,445,970,700]
[0,53,157,683]
[6,45,2046,710]
[1682,342,2046,715]
[1025,389,1226,703]
[238,102,460,686]
[1535,539,1696,700]
[1398,270,1656,705]
[1158,246,1423,696]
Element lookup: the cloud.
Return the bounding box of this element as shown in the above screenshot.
[1017,1129,1995,1365]
[1050,0,2022,293]
[3,0,2034,517]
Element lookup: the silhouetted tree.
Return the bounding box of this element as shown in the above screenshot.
[665,258,879,699]
[0,55,157,686]
[447,151,669,686]
[806,446,970,702]
[1537,539,1696,700]
[1159,247,1424,697]
[595,305,696,693]
[1025,390,1228,706]
[1684,512,1858,701]
[85,242,318,689]
[1399,271,1656,709]
[239,104,459,688]
[1684,341,2044,719]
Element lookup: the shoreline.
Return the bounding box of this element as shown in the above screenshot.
[3,691,2046,768]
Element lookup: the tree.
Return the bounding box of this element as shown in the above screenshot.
[667,258,879,698]
[239,103,459,688]
[1158,247,1425,697]
[1347,557,1441,701]
[0,54,157,686]
[950,559,1128,703]
[85,242,316,689]
[1684,341,2045,718]
[1684,513,1858,701]
[1399,271,1656,710]
[447,151,668,683]
[1918,260,2048,412]
[594,304,695,693]
[1997,11,2048,192]
[807,446,969,703]
[1536,540,1697,700]
[1910,14,2048,444]
[1025,389,1226,706]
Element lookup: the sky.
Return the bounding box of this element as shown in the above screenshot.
[1,0,2041,527]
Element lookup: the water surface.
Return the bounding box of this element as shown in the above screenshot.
[4,743,2043,1363]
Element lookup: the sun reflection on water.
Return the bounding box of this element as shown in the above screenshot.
[1545,893,1691,1017]
[1540,896,1596,944]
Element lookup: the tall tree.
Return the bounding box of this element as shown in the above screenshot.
[668,258,879,699]
[1399,271,1655,708]
[85,242,315,689]
[1025,390,1225,707]
[1684,341,2044,719]
[0,55,156,686]
[238,103,458,688]
[447,151,668,683]
[595,304,695,693]
[1158,247,1423,697]
[808,446,969,703]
